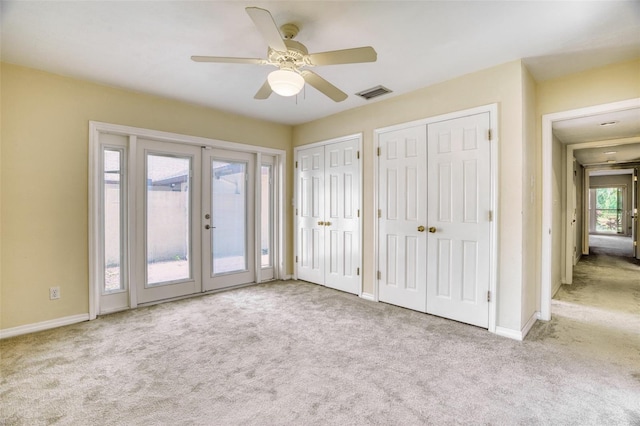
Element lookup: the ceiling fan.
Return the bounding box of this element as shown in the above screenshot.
[191,7,377,102]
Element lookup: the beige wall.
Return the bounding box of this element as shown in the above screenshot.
[521,63,539,326]
[294,60,527,331]
[537,58,640,116]
[538,58,640,298]
[1,63,291,330]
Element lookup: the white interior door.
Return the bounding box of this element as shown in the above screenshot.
[297,146,325,284]
[426,112,491,328]
[296,138,361,295]
[378,125,428,312]
[202,149,255,291]
[324,139,360,294]
[136,139,202,304]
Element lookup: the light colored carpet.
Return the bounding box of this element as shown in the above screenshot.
[589,234,634,258]
[2,276,639,425]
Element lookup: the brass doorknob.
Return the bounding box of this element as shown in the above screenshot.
[428,227,437,233]
[318,221,325,226]
[417,226,425,232]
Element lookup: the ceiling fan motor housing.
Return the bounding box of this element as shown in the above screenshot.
[268,39,309,69]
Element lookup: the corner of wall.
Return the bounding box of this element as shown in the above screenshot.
[520,61,540,327]
[0,61,3,330]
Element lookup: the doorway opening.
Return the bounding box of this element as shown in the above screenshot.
[540,98,640,321]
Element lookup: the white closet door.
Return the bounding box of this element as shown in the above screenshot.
[297,146,325,284]
[324,139,360,294]
[426,112,491,328]
[378,126,428,312]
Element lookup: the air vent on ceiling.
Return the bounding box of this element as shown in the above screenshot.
[355,85,392,100]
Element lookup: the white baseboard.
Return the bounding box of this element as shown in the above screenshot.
[521,311,538,339]
[495,311,538,341]
[0,314,90,339]
[360,292,375,302]
[495,326,523,341]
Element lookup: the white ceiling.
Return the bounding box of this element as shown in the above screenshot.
[553,108,640,166]
[553,108,640,145]
[2,1,640,126]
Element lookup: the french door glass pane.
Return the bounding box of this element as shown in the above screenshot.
[261,165,273,267]
[103,149,124,293]
[212,160,247,274]
[146,154,191,285]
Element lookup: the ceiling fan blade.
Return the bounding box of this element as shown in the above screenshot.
[245,7,288,52]
[191,56,264,65]
[254,80,273,100]
[308,46,377,66]
[301,70,348,102]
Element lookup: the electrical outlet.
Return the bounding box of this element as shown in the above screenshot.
[49,286,60,300]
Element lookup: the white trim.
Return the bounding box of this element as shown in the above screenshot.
[521,311,538,340]
[360,292,376,302]
[494,326,523,341]
[540,98,640,322]
[375,103,499,134]
[495,312,536,341]
[0,314,89,339]
[373,103,498,332]
[89,121,286,317]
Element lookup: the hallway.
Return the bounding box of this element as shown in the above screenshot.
[589,234,634,258]
[536,242,640,367]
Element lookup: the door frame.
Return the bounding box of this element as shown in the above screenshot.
[292,133,364,296]
[373,103,499,333]
[89,121,287,319]
[540,97,640,321]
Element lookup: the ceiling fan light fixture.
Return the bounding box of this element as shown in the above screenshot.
[268,69,304,97]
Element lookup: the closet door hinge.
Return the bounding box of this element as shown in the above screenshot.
[488,129,493,141]
[634,176,638,182]
[378,209,382,218]
[377,271,381,280]
[357,209,360,218]
[487,291,491,302]
[488,210,493,221]
[634,241,637,247]
[295,161,298,168]
[357,151,360,159]
[295,255,298,263]
[356,267,360,276]
[377,147,381,156]
[295,208,298,216]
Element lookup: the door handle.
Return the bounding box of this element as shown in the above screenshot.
[318,221,325,226]
[417,226,425,232]
[205,224,216,230]
[325,221,332,226]
[428,227,437,233]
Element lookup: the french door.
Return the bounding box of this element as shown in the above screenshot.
[96,136,277,313]
[202,149,255,291]
[136,139,202,304]
[377,111,492,328]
